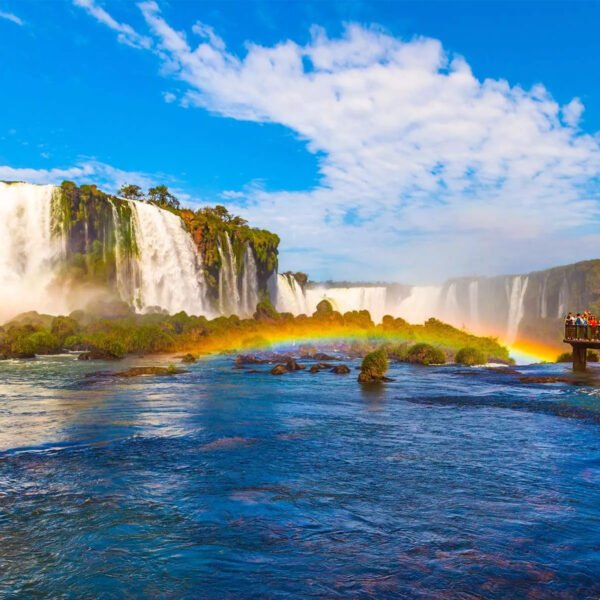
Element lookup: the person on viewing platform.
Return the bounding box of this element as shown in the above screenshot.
[565,312,575,325]
[590,314,598,338]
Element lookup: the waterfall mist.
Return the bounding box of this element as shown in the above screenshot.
[0,183,68,321]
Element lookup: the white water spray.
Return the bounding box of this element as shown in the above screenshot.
[0,182,67,321]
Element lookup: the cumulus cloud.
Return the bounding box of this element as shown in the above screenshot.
[75,2,600,281]
[0,10,23,25]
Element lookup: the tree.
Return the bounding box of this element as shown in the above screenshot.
[147,185,180,209]
[118,184,144,200]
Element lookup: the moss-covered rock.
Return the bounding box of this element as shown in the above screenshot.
[358,348,389,383]
[406,343,446,365]
[455,346,486,366]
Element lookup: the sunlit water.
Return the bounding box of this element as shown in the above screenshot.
[1,354,600,597]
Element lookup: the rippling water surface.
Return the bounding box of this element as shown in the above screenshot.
[1,354,600,598]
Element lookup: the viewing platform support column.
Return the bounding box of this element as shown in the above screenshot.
[571,344,587,372]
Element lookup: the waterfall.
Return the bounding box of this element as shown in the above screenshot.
[305,286,388,323]
[275,273,309,314]
[557,277,568,318]
[440,283,461,325]
[239,244,259,317]
[110,201,139,305]
[395,286,443,324]
[217,233,241,316]
[540,276,548,318]
[0,182,67,321]
[468,280,480,330]
[130,200,209,315]
[505,276,529,344]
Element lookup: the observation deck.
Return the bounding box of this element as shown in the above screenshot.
[563,324,600,371]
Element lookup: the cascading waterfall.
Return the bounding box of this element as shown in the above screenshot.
[305,286,388,323]
[239,244,259,317]
[217,233,241,316]
[110,202,140,305]
[505,276,529,344]
[129,200,210,315]
[468,280,480,330]
[557,277,568,318]
[0,182,68,320]
[275,273,310,315]
[540,276,548,319]
[394,286,443,324]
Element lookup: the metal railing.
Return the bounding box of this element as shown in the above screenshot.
[565,324,600,341]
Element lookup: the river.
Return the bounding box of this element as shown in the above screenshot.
[1,353,599,597]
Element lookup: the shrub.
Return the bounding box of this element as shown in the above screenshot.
[588,350,599,362]
[11,331,61,356]
[455,346,486,366]
[51,316,79,343]
[360,348,389,379]
[254,299,279,321]
[556,352,572,363]
[315,299,334,315]
[406,343,446,365]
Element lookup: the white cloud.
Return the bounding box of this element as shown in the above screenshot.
[0,10,23,25]
[0,160,159,193]
[75,3,600,282]
[72,0,151,49]
[162,91,176,103]
[562,97,584,127]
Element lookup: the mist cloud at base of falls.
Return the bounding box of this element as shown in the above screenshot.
[0,183,69,320]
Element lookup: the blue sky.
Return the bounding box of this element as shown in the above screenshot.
[1,1,599,282]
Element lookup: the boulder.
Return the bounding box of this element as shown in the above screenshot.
[181,353,197,364]
[271,364,288,375]
[236,354,269,365]
[519,375,571,384]
[286,358,305,371]
[331,364,351,374]
[78,349,122,361]
[314,352,336,361]
[113,366,187,378]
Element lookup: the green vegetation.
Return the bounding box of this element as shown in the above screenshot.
[406,343,446,365]
[556,350,599,363]
[179,205,279,300]
[147,185,180,210]
[0,306,510,363]
[455,346,487,366]
[358,348,389,382]
[118,184,144,200]
[254,298,279,322]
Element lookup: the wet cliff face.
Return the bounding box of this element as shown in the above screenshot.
[52,181,138,291]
